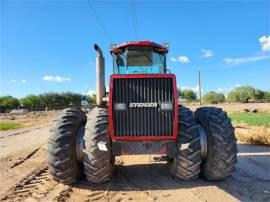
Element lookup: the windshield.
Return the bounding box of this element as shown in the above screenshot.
[112,46,166,74]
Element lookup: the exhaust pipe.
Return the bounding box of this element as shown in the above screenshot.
[94,44,105,107]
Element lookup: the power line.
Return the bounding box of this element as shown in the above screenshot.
[87,0,111,42]
[130,0,139,39]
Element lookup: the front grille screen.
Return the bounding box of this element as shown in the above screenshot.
[112,77,175,137]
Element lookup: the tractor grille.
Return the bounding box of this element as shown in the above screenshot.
[112,77,175,137]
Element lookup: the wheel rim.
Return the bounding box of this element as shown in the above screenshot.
[76,126,85,163]
[198,125,207,160]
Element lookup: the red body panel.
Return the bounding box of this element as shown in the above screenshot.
[111,41,167,53]
[109,74,178,141]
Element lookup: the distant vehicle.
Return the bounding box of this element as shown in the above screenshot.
[48,41,237,184]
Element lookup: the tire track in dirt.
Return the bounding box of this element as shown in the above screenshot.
[10,148,40,168]
[1,165,71,202]
[1,164,49,201]
[60,181,109,202]
[57,158,158,202]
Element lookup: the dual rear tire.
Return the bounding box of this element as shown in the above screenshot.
[48,107,113,184]
[195,107,238,180]
[48,106,237,184]
[48,108,86,184]
[83,108,114,183]
[170,105,237,181]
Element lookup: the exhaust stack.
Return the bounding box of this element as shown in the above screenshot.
[94,44,105,107]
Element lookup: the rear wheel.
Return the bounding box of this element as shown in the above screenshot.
[195,107,237,181]
[48,107,86,184]
[83,107,114,183]
[170,105,202,180]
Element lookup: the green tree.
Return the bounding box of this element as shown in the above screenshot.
[227,86,256,103]
[40,92,62,109]
[182,90,197,102]
[236,86,255,103]
[89,94,97,105]
[227,91,238,102]
[39,92,85,109]
[203,91,225,104]
[253,89,265,102]
[0,96,20,108]
[20,95,42,106]
[177,88,183,97]
[264,91,270,102]
[61,92,83,106]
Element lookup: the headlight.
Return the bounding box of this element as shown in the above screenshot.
[160,102,173,110]
[114,103,127,110]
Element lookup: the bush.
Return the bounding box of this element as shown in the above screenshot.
[203,91,225,104]
[182,90,197,102]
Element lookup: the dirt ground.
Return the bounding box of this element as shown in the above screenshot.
[185,102,270,113]
[0,106,270,202]
[0,111,56,128]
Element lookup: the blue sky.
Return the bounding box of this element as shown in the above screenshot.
[1,0,270,98]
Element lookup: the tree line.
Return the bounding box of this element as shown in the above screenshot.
[1,86,269,110]
[178,86,270,104]
[0,92,96,110]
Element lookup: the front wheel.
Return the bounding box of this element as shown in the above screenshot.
[169,105,202,180]
[195,107,238,181]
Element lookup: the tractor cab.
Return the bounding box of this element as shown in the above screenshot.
[110,41,168,74]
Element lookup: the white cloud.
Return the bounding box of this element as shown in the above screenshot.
[216,84,242,95]
[224,55,270,65]
[201,49,214,58]
[178,56,190,63]
[9,79,27,84]
[259,35,270,52]
[235,83,242,87]
[9,79,17,83]
[86,90,95,95]
[42,75,71,82]
[170,57,177,62]
[216,87,233,95]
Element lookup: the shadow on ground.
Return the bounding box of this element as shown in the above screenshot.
[73,144,270,202]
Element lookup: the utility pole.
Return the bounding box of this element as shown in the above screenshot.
[198,71,202,105]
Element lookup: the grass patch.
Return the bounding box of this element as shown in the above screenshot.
[236,126,270,145]
[0,122,22,131]
[229,112,270,127]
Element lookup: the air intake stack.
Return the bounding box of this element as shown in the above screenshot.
[94,44,105,107]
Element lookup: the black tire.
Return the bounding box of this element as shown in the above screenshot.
[48,107,86,184]
[170,105,202,180]
[83,107,114,183]
[195,107,238,181]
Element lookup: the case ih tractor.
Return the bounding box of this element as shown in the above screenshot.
[48,41,237,184]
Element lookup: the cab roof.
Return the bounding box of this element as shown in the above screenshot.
[110,41,168,54]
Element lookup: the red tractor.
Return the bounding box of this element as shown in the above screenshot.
[48,41,237,184]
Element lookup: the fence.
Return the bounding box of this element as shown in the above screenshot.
[0,105,68,113]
